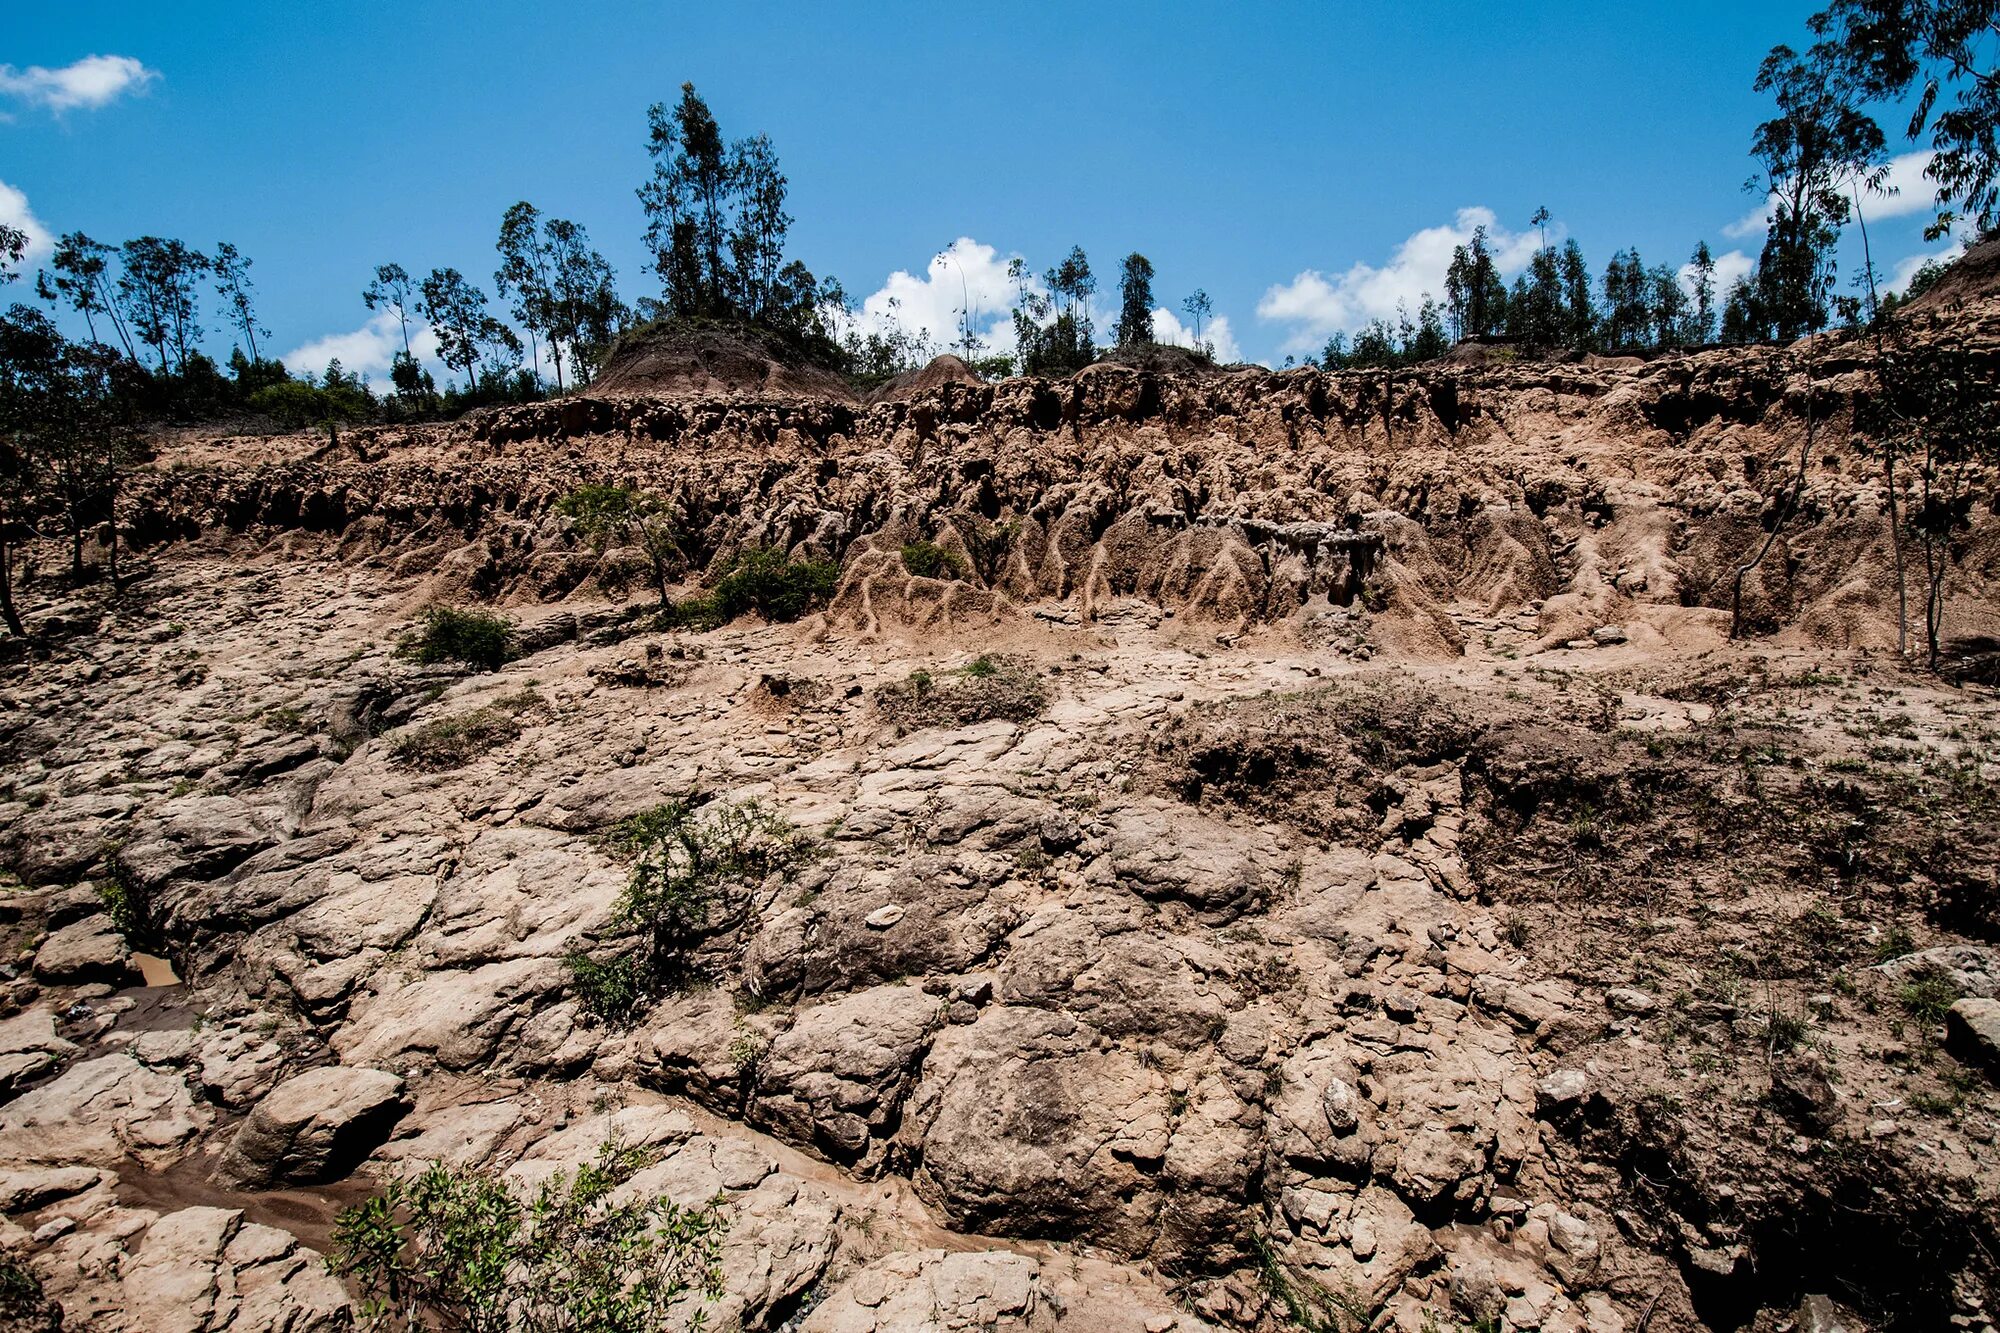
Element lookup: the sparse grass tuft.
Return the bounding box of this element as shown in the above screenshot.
[1898,967,1962,1027]
[390,689,540,772]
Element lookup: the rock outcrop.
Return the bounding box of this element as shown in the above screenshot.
[4,294,2000,1330]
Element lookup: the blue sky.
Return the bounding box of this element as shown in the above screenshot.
[1,1,1968,378]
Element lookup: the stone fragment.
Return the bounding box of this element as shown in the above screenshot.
[1603,987,1656,1015]
[1536,1068,1589,1112]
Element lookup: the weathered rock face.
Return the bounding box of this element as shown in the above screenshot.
[216,1066,409,1187]
[115,300,2000,657]
[5,304,2000,1331]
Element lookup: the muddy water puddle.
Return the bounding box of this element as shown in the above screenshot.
[113,1154,374,1255]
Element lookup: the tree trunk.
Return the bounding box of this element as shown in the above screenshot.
[0,539,24,638]
[105,463,122,590]
[1884,451,1908,655]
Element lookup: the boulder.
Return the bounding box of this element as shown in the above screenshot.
[1879,946,2000,999]
[217,1065,409,1187]
[748,983,938,1170]
[0,1010,78,1099]
[1946,998,2000,1079]
[31,915,139,987]
[118,1205,352,1333]
[803,1249,1211,1333]
[0,1054,208,1165]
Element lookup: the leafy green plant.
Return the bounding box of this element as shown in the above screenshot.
[709,548,840,623]
[0,1251,60,1330]
[569,799,811,1019]
[398,607,514,671]
[564,952,647,1025]
[899,540,968,580]
[331,1139,726,1332]
[1899,967,1962,1027]
[556,486,685,607]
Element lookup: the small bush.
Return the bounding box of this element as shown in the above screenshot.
[96,857,154,944]
[709,548,840,623]
[875,655,1049,731]
[332,1140,726,1332]
[900,541,968,580]
[0,1252,60,1331]
[398,607,514,671]
[567,798,813,1015]
[556,486,684,604]
[660,592,726,631]
[390,690,540,772]
[565,951,647,1025]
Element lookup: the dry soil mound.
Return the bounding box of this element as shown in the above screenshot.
[866,354,984,403]
[590,319,855,400]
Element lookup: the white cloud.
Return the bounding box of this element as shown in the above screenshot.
[1722,199,1772,241]
[838,237,1025,358]
[1256,206,1541,355]
[1884,237,1966,295]
[283,310,443,392]
[1149,306,1241,363]
[1726,151,1942,239]
[1680,248,1756,300]
[1867,151,1940,220]
[0,179,53,275]
[0,54,159,114]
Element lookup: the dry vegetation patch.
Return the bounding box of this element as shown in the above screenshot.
[874,654,1049,731]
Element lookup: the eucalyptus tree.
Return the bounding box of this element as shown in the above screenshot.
[1816,0,2000,238]
[36,234,134,358]
[1181,288,1213,356]
[117,236,208,373]
[496,202,555,387]
[544,217,626,386]
[1116,253,1156,346]
[210,242,268,364]
[0,225,23,284]
[418,268,509,395]
[1744,32,1887,340]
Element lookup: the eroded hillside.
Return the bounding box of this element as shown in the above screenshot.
[2,300,1999,1333]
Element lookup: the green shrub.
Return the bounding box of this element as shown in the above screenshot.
[709,548,840,622]
[248,378,371,428]
[398,607,515,671]
[0,1252,60,1330]
[659,592,726,631]
[96,857,154,944]
[875,655,1049,732]
[568,798,813,1016]
[332,1140,726,1332]
[900,540,968,580]
[564,952,647,1026]
[556,486,685,605]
